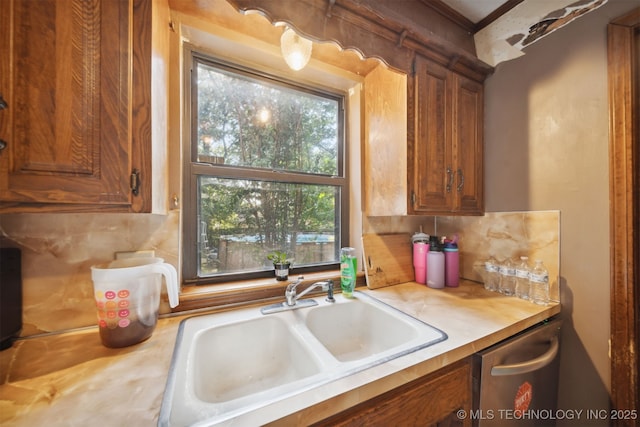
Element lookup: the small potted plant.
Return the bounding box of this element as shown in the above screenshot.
[267,250,292,281]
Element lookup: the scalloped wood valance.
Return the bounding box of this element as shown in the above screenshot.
[225,0,493,82]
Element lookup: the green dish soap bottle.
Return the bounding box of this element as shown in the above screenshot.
[340,247,357,298]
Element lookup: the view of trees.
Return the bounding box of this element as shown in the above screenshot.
[195,61,343,274]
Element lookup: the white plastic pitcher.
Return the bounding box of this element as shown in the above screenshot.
[91,257,179,348]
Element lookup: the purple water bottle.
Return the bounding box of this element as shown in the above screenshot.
[444,240,459,287]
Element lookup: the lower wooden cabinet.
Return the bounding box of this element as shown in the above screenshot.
[312,358,472,427]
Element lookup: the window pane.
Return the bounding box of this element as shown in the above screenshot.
[196,62,340,176]
[198,176,339,276]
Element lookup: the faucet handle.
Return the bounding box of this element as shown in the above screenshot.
[285,276,305,306]
[286,275,304,291]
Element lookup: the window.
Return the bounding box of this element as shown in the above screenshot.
[183,50,348,284]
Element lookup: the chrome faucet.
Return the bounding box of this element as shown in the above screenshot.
[285,275,335,306]
[261,275,335,315]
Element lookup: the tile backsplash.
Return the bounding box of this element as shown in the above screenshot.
[365,211,560,302]
[2,209,558,337]
[0,212,180,336]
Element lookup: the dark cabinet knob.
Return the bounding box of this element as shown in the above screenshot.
[0,139,6,151]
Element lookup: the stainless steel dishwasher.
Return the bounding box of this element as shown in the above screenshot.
[472,318,562,427]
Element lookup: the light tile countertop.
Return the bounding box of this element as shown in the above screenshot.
[0,281,560,426]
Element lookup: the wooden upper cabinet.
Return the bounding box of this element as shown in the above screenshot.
[454,73,484,214]
[0,0,168,213]
[411,58,451,213]
[409,55,484,215]
[363,64,408,216]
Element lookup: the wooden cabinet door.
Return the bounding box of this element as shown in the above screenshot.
[409,54,484,215]
[410,55,452,214]
[312,358,472,427]
[452,74,484,214]
[0,0,133,210]
[363,64,408,216]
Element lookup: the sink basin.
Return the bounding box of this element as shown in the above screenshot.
[159,291,447,427]
[306,298,422,362]
[192,316,323,402]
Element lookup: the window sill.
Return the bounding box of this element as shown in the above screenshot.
[171,270,366,313]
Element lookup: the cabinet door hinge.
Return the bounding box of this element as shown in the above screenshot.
[411,191,416,205]
[130,169,140,196]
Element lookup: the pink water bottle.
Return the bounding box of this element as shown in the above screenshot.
[444,241,459,287]
[413,241,428,284]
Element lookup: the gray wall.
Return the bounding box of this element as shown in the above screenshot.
[484,0,638,422]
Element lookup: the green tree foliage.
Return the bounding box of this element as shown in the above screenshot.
[196,64,339,272]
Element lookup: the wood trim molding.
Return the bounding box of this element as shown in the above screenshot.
[224,0,493,81]
[608,7,640,423]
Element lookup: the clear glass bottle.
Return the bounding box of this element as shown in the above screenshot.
[499,257,516,296]
[529,259,549,305]
[514,256,530,300]
[483,256,500,292]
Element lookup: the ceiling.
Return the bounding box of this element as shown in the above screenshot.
[436,0,610,66]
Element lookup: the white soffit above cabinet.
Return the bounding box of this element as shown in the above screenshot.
[440,0,609,66]
[440,0,510,24]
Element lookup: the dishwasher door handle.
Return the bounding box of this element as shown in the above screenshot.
[490,336,559,376]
